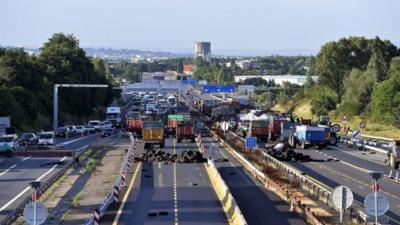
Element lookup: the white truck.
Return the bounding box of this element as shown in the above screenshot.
[106,107,122,127]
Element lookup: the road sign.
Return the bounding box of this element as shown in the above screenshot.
[246,136,257,149]
[332,186,354,223]
[168,114,183,121]
[359,121,366,129]
[364,192,389,217]
[23,201,48,225]
[221,122,229,132]
[332,124,341,133]
[352,130,361,139]
[332,186,354,209]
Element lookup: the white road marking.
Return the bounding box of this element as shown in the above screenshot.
[0,156,67,212]
[0,164,17,177]
[59,135,93,146]
[332,146,386,166]
[75,145,89,152]
[21,156,31,161]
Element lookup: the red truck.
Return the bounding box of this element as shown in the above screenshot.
[167,120,178,136]
[126,119,143,136]
[269,118,289,141]
[176,121,195,143]
[250,120,270,141]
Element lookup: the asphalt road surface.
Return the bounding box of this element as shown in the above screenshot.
[108,137,228,225]
[0,134,100,222]
[202,137,307,225]
[289,144,400,225]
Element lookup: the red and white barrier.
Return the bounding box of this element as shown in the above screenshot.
[94,208,100,225]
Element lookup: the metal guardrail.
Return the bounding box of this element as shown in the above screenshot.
[84,134,135,225]
[339,135,391,154]
[216,130,375,225]
[0,154,76,224]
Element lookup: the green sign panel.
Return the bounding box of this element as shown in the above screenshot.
[168,114,190,121]
[168,114,184,121]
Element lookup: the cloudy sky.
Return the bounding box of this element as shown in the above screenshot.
[1,0,399,54]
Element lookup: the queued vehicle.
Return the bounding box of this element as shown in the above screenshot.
[19,133,38,146]
[176,121,195,143]
[0,134,19,156]
[100,121,113,130]
[142,121,165,149]
[38,132,55,146]
[88,120,101,131]
[66,125,77,136]
[56,127,72,138]
[84,125,96,134]
[75,125,87,136]
[101,127,115,138]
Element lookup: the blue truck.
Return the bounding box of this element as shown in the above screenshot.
[295,125,330,149]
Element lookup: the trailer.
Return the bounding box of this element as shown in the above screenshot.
[142,121,165,149]
[176,121,195,143]
[295,125,330,149]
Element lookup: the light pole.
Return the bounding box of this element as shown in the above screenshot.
[53,84,108,131]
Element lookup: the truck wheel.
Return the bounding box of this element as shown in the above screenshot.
[330,136,337,145]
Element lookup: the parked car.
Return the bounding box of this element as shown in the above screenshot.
[84,125,96,134]
[56,127,72,138]
[38,132,55,146]
[19,133,38,146]
[101,128,115,138]
[75,125,87,136]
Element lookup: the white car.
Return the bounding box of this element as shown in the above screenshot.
[75,125,86,135]
[0,134,19,150]
[38,132,55,146]
[84,125,96,134]
[88,120,101,131]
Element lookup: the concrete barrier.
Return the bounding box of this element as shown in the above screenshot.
[204,159,247,225]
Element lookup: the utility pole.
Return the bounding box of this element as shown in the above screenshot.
[53,84,108,131]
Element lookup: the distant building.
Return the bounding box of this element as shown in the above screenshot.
[234,75,318,86]
[235,60,252,69]
[194,42,211,63]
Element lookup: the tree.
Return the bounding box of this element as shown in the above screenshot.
[310,85,337,116]
[177,59,184,73]
[370,57,400,125]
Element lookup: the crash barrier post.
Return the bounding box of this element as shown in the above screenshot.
[210,129,372,225]
[84,133,136,225]
[93,208,100,225]
[205,159,248,225]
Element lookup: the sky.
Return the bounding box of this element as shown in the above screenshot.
[1,0,399,55]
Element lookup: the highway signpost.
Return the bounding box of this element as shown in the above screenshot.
[221,121,229,135]
[359,121,366,135]
[332,124,341,133]
[332,186,354,223]
[367,172,387,224]
[24,181,47,225]
[246,136,257,149]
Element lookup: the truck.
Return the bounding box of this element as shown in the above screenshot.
[211,107,236,121]
[237,120,270,141]
[295,125,330,149]
[126,115,143,137]
[176,121,195,143]
[269,117,289,141]
[106,107,122,127]
[167,114,191,137]
[142,121,165,149]
[387,141,400,169]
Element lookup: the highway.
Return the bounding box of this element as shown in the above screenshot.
[0,134,99,221]
[202,136,307,225]
[108,137,228,225]
[289,144,400,224]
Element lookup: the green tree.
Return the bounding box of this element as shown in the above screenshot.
[310,85,337,116]
[177,59,184,73]
[370,57,400,125]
